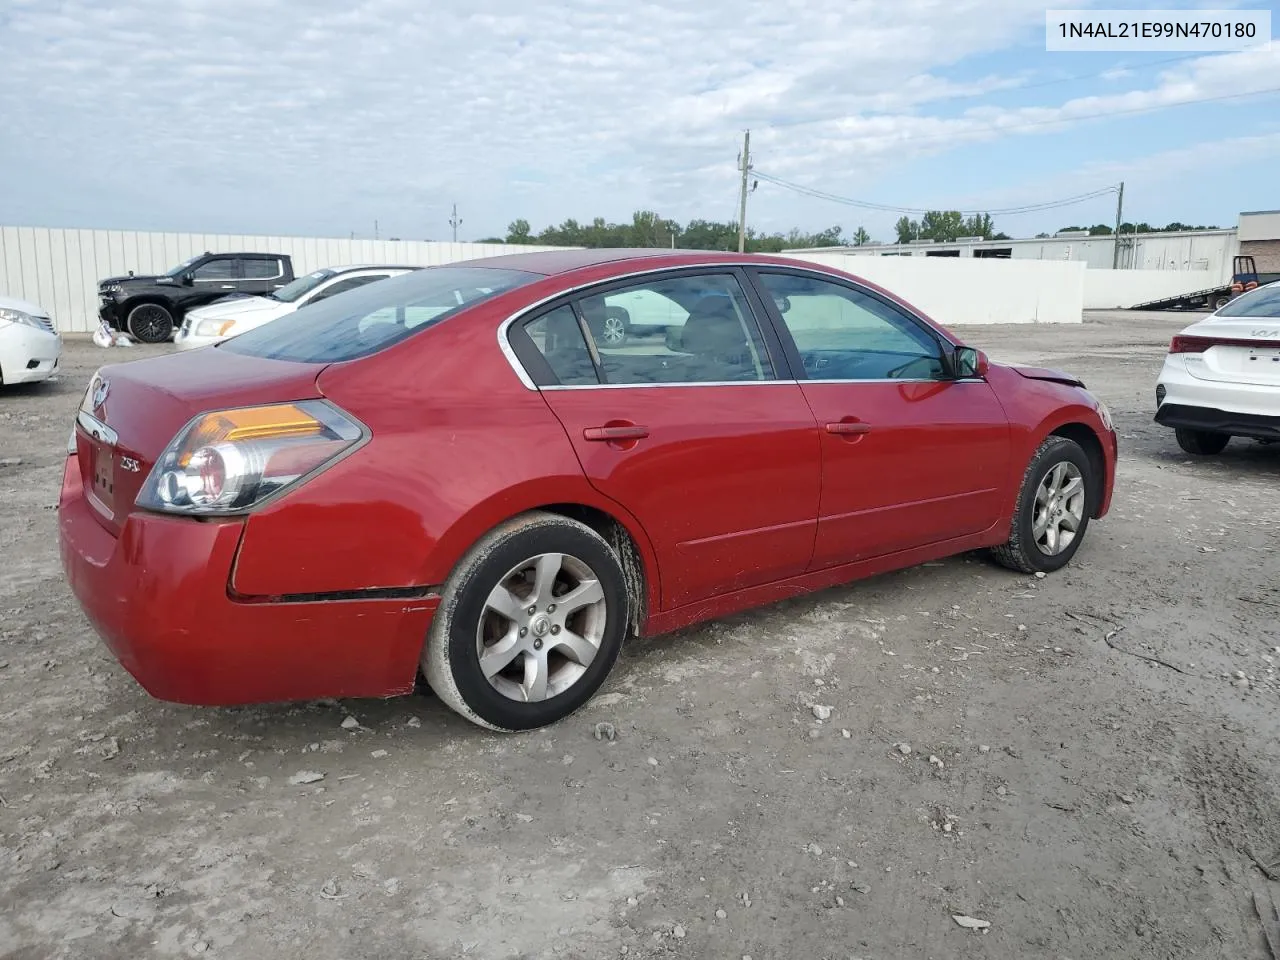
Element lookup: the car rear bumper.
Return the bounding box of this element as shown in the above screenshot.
[57,455,437,706]
[0,324,62,384]
[1154,403,1280,440]
[1156,354,1280,420]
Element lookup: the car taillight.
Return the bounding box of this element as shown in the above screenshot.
[1170,334,1280,353]
[1169,335,1214,354]
[135,400,364,515]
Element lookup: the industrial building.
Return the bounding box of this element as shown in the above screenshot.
[788,210,1280,286]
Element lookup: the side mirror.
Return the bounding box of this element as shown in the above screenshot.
[954,346,989,379]
[181,273,195,286]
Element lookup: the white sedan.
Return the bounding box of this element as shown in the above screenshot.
[174,264,417,350]
[1155,280,1280,454]
[0,294,62,386]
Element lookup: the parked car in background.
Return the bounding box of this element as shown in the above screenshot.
[0,294,62,387]
[175,265,419,350]
[1155,279,1280,454]
[98,251,295,344]
[59,249,1116,733]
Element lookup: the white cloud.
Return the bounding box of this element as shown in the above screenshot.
[0,0,1276,241]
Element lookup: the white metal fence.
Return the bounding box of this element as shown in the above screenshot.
[3,223,1108,333]
[782,252,1085,324]
[0,226,571,333]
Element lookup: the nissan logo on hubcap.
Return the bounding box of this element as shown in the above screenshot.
[531,615,551,638]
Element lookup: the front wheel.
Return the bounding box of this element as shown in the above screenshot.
[125,303,174,343]
[990,436,1093,574]
[423,512,629,731]
[1175,428,1229,456]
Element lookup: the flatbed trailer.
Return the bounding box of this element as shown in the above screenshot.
[1128,256,1278,312]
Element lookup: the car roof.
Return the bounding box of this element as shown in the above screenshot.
[446,247,805,277]
[327,264,421,273]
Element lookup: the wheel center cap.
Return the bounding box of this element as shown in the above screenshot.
[530,615,551,638]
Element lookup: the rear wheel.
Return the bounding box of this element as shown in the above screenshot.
[126,303,174,343]
[423,512,629,731]
[990,436,1093,575]
[1175,428,1230,456]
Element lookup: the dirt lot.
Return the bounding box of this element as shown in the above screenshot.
[2,312,1278,960]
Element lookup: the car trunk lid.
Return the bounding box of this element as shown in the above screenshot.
[1177,320,1280,386]
[74,347,327,536]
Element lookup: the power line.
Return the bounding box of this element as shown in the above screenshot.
[753,171,1119,216]
[746,84,1280,220]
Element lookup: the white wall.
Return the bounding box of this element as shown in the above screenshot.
[783,252,1085,324]
[798,230,1239,280]
[1083,268,1220,309]
[1239,211,1280,242]
[0,226,572,332]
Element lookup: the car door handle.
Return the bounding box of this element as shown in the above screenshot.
[825,420,872,435]
[583,424,649,442]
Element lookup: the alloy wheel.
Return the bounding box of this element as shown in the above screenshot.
[476,552,608,702]
[1032,461,1085,556]
[128,305,172,343]
[601,316,626,345]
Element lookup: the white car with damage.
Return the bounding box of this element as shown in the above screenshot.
[175,264,418,350]
[1155,280,1280,454]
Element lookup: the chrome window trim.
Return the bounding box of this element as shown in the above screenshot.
[538,377,987,391]
[495,260,953,391]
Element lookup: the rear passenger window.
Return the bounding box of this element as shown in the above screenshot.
[577,274,774,384]
[241,258,283,280]
[523,306,600,386]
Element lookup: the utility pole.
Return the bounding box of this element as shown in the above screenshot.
[1111,181,1125,269]
[374,219,379,241]
[737,130,751,253]
[449,203,462,243]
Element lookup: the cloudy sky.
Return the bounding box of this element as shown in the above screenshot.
[1,0,1278,243]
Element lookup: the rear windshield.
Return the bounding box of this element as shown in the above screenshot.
[1217,282,1280,318]
[220,266,539,363]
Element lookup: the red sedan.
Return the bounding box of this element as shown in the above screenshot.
[58,249,1117,731]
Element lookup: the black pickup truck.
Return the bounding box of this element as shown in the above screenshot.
[98,251,295,343]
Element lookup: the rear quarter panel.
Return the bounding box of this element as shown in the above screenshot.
[228,298,663,613]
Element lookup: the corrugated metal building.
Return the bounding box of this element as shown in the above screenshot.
[786,211,1280,287]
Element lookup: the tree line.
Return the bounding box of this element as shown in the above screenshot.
[477,211,862,252]
[474,210,1222,249]
[1043,221,1221,237]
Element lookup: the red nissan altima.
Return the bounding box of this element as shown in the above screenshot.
[59,249,1117,731]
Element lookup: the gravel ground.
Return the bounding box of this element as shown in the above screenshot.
[2,311,1278,960]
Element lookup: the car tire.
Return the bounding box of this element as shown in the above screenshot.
[1174,428,1230,456]
[1212,294,1231,311]
[989,436,1093,575]
[423,511,629,732]
[125,303,175,343]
